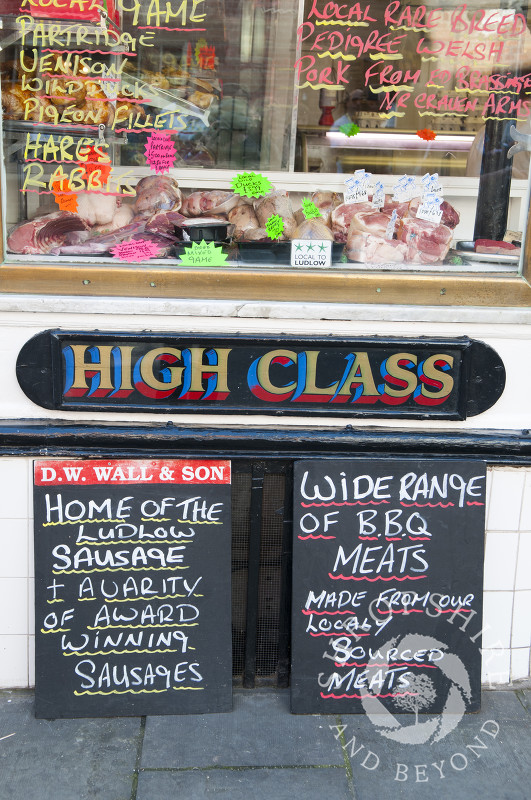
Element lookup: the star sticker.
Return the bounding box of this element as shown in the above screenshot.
[306,243,314,252]
[339,122,360,137]
[318,243,326,252]
[295,243,303,251]
[417,128,436,141]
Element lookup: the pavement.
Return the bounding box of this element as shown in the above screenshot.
[0,687,529,800]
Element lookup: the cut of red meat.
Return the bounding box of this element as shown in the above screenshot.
[134,175,182,216]
[349,210,391,238]
[397,217,453,264]
[7,211,88,254]
[381,200,410,219]
[439,200,460,229]
[407,197,460,229]
[347,232,407,263]
[331,202,373,242]
[475,239,519,254]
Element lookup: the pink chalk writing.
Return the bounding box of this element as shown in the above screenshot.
[110,239,161,263]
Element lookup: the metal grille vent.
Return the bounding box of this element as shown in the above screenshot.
[231,462,292,687]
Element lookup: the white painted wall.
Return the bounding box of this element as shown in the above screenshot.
[0,297,529,687]
[0,296,530,429]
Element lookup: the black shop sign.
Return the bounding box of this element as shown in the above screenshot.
[17,331,505,419]
[291,458,486,716]
[33,458,232,718]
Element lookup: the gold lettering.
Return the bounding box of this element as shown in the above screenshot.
[188,348,231,394]
[139,347,184,391]
[335,352,378,398]
[68,345,115,392]
[256,349,297,395]
[382,352,418,397]
[302,351,339,395]
[419,354,454,399]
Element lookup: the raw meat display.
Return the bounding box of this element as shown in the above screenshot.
[134,175,182,216]
[239,227,268,242]
[292,218,334,241]
[7,211,89,254]
[397,217,453,264]
[349,210,391,238]
[408,197,460,229]
[92,204,135,234]
[50,219,180,256]
[347,232,408,263]
[344,195,460,265]
[475,239,520,254]
[5,174,461,266]
[253,191,297,239]
[331,202,373,242]
[228,204,260,240]
[310,191,342,225]
[76,194,118,227]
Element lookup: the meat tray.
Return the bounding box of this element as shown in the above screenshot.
[237,242,344,265]
[455,241,520,264]
[182,222,229,242]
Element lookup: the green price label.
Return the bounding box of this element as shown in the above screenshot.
[266,214,284,240]
[178,240,228,267]
[301,198,322,219]
[231,171,273,198]
[339,122,360,137]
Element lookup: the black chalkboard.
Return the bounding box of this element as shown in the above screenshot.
[291,459,486,718]
[34,459,232,718]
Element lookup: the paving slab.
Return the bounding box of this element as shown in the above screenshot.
[141,689,345,768]
[137,766,352,800]
[336,690,531,800]
[0,690,141,800]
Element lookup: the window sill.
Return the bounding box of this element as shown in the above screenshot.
[0,262,530,307]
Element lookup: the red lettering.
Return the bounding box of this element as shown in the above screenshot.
[294,54,349,86]
[336,61,350,84]
[364,61,420,87]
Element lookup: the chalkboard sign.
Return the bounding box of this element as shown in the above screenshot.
[291,459,486,718]
[34,459,232,719]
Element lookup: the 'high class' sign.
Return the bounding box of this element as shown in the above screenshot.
[16,331,505,419]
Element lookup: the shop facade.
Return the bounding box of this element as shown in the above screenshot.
[0,0,530,703]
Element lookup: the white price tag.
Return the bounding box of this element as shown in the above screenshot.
[392,174,418,202]
[371,180,385,209]
[416,192,443,224]
[421,172,443,197]
[344,169,371,205]
[291,240,332,268]
[385,209,398,240]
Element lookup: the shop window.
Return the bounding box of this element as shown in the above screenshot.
[0,0,530,305]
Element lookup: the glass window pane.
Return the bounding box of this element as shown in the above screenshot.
[0,0,529,277]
